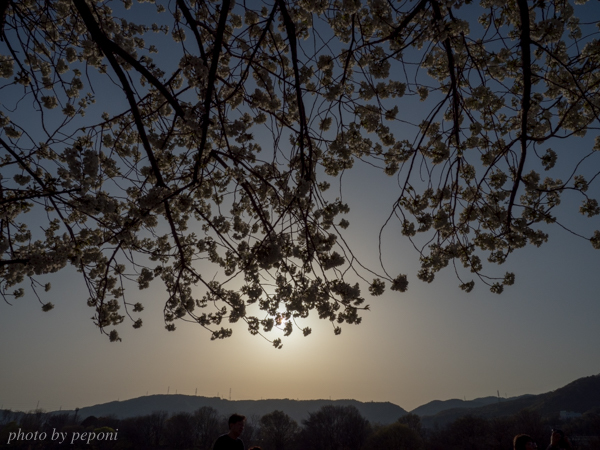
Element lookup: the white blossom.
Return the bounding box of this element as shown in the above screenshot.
[42,96,58,109]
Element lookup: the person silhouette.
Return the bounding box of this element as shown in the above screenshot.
[213,414,246,450]
[547,429,572,450]
[514,434,537,450]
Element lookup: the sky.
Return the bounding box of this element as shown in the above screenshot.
[1,0,600,417]
[1,157,599,414]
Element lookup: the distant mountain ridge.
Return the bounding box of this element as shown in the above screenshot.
[47,373,600,427]
[409,394,534,417]
[57,396,408,425]
[420,374,600,428]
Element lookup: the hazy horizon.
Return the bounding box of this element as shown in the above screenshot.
[3,202,599,413]
[3,371,592,416]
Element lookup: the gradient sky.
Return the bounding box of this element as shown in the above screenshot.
[2,156,599,413]
[1,0,600,417]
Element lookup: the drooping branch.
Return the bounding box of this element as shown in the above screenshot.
[506,0,532,229]
[72,0,185,118]
[0,259,29,267]
[73,0,168,188]
[430,0,461,148]
[222,3,279,105]
[0,0,10,41]
[192,0,231,183]
[276,0,314,182]
[176,0,208,64]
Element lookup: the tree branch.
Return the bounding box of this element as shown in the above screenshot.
[507,0,532,230]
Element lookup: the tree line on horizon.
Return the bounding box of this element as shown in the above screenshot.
[1,403,599,449]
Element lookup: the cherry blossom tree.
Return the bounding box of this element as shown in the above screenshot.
[0,0,598,343]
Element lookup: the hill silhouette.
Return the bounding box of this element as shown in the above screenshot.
[43,373,600,427]
[58,396,407,425]
[421,373,600,428]
[410,395,534,417]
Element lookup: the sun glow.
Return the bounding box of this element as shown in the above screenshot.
[275,312,291,329]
